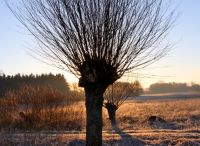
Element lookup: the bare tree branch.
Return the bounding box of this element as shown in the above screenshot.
[7,0,176,85]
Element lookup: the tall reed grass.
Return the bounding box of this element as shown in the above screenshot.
[0,85,85,131]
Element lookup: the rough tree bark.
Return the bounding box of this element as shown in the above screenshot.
[85,90,103,146]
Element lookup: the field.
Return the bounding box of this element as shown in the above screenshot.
[0,93,200,146]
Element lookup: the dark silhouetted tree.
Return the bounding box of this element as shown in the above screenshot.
[7,0,176,145]
[104,81,143,129]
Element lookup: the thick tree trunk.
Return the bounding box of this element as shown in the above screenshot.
[85,90,103,146]
[105,103,118,129]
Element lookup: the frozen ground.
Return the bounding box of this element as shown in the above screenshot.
[0,129,200,146]
[0,94,199,146]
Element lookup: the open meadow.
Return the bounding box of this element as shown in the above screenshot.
[0,91,199,146]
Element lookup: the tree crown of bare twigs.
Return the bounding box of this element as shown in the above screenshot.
[7,0,176,81]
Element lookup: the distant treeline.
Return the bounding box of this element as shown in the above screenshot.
[149,82,200,93]
[0,73,69,97]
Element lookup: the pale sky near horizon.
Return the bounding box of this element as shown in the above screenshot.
[0,0,200,88]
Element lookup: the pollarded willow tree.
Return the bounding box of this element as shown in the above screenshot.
[104,81,143,129]
[7,0,176,145]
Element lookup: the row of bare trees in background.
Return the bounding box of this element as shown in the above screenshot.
[149,82,200,93]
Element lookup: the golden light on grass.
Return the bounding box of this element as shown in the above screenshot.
[0,87,199,145]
